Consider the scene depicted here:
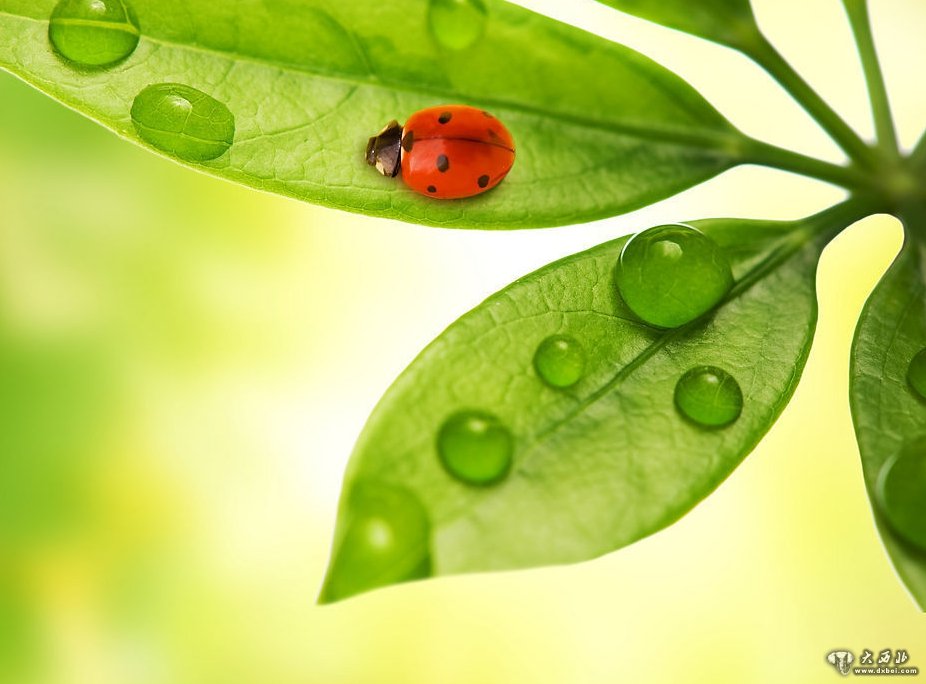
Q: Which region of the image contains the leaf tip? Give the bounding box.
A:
[318,480,433,604]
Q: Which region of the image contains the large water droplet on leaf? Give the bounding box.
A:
[616,224,734,329]
[48,0,140,68]
[877,436,926,550]
[319,482,431,603]
[674,366,743,428]
[131,83,235,162]
[428,0,488,50]
[438,410,512,486]
[534,335,586,389]
[907,348,926,401]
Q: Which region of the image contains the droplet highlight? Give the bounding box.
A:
[907,348,926,401]
[428,0,488,50]
[616,224,734,329]
[534,335,586,389]
[675,366,743,428]
[131,83,235,162]
[438,411,513,486]
[48,0,140,68]
[319,482,431,603]
[877,436,926,550]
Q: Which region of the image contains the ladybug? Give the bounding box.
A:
[365,105,515,199]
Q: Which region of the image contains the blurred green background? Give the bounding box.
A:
[1,0,924,682]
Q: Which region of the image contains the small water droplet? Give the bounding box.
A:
[616,224,734,329]
[907,348,926,401]
[319,482,431,603]
[534,335,586,389]
[877,436,926,550]
[428,0,488,50]
[131,83,235,162]
[48,0,140,67]
[675,366,743,428]
[438,410,512,485]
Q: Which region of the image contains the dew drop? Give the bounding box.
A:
[48,0,140,68]
[616,224,734,329]
[674,366,743,428]
[877,436,926,550]
[319,482,431,603]
[534,335,586,389]
[907,348,926,401]
[437,410,513,486]
[130,83,235,162]
[428,0,488,50]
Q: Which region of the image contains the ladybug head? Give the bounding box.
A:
[366,120,403,177]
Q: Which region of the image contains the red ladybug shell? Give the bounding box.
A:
[400,105,515,199]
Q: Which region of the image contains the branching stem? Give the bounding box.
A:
[744,32,878,169]
[743,138,868,190]
[843,0,899,157]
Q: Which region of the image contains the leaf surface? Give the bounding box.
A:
[0,0,745,228]
[322,202,869,602]
[592,0,759,48]
[850,217,926,610]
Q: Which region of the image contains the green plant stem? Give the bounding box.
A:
[743,139,868,190]
[744,33,878,169]
[910,131,926,168]
[899,199,926,243]
[843,0,899,157]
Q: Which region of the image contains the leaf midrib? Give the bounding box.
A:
[426,237,804,530]
[526,206,869,450]
[1,10,743,156]
[430,201,869,530]
[48,16,140,36]
[531,232,810,445]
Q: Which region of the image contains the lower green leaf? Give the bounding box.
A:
[321,201,869,602]
[850,215,926,610]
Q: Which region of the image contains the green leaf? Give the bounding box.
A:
[592,0,759,49]
[850,218,926,610]
[321,202,870,602]
[0,0,747,229]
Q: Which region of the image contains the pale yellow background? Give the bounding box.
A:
[1,0,924,682]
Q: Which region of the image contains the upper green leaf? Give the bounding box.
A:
[321,202,869,602]
[0,0,746,229]
[850,217,926,610]
[592,0,759,49]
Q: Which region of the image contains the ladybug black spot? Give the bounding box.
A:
[436,155,450,172]
[438,112,452,124]
[482,111,493,118]
[487,129,501,140]
[427,185,437,193]
[477,175,490,188]
[402,131,415,152]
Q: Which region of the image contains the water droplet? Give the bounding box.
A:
[319,482,431,603]
[534,335,586,389]
[130,83,235,162]
[48,0,140,68]
[438,410,512,485]
[428,0,488,50]
[907,348,926,401]
[877,436,926,550]
[675,366,743,428]
[616,224,734,329]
